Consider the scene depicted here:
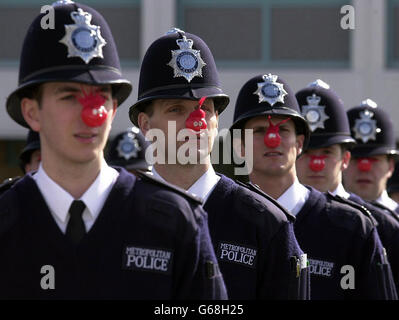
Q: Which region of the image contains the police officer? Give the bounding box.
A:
[344,100,399,216]
[295,80,355,193]
[387,161,399,203]
[106,126,151,174]
[295,80,399,295]
[232,73,394,299]
[0,2,226,299]
[0,129,41,195]
[129,29,309,299]
[20,129,41,174]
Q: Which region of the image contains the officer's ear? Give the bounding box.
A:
[387,156,395,178]
[295,134,305,155]
[138,112,151,136]
[232,136,244,159]
[341,150,351,171]
[21,97,41,132]
[110,100,117,120]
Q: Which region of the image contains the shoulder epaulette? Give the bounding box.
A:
[0,176,21,195]
[327,192,377,226]
[135,170,203,205]
[370,201,399,223]
[234,179,296,222]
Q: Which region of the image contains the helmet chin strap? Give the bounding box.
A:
[78,85,108,127]
[185,96,208,132]
[264,115,290,148]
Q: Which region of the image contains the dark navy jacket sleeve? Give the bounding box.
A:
[349,193,399,294]
[172,204,227,300]
[350,226,395,299]
[261,219,309,299]
[204,175,309,299]
[294,187,396,300]
[327,195,395,299]
[129,173,228,300]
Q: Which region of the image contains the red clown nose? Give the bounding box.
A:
[309,155,327,172]
[357,158,377,172]
[185,96,208,132]
[264,115,291,148]
[78,87,108,127]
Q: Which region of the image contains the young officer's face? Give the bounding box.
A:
[243,115,304,177]
[296,144,350,192]
[138,98,218,164]
[343,154,394,201]
[22,82,117,166]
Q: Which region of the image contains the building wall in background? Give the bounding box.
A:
[0,0,397,180]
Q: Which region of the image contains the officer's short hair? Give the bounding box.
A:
[140,100,155,117]
[19,84,44,105]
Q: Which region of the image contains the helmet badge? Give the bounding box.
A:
[253,74,287,106]
[59,8,107,64]
[167,34,207,83]
[116,131,141,160]
[301,94,329,132]
[353,108,380,143]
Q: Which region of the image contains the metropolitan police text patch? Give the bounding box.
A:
[122,245,173,275]
[217,242,257,268]
[309,258,335,277]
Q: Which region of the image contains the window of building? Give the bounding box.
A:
[177,0,351,68]
[387,0,399,68]
[0,0,141,67]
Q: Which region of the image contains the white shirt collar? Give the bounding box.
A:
[376,190,399,211]
[331,183,350,199]
[151,167,166,182]
[277,178,310,215]
[187,166,220,203]
[152,166,220,202]
[33,160,119,232]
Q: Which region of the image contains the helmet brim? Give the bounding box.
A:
[307,134,356,150]
[7,66,132,128]
[229,106,311,153]
[129,85,229,127]
[350,145,399,158]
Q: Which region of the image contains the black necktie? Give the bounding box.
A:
[66,200,86,245]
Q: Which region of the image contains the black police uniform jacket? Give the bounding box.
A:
[371,200,399,221]
[295,186,393,300]
[347,193,399,294]
[0,168,227,299]
[203,174,307,300]
[0,176,21,196]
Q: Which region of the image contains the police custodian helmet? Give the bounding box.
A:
[106,126,151,172]
[387,161,399,195]
[347,99,399,158]
[19,129,40,172]
[296,79,355,149]
[231,73,310,149]
[6,0,132,128]
[129,28,229,126]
